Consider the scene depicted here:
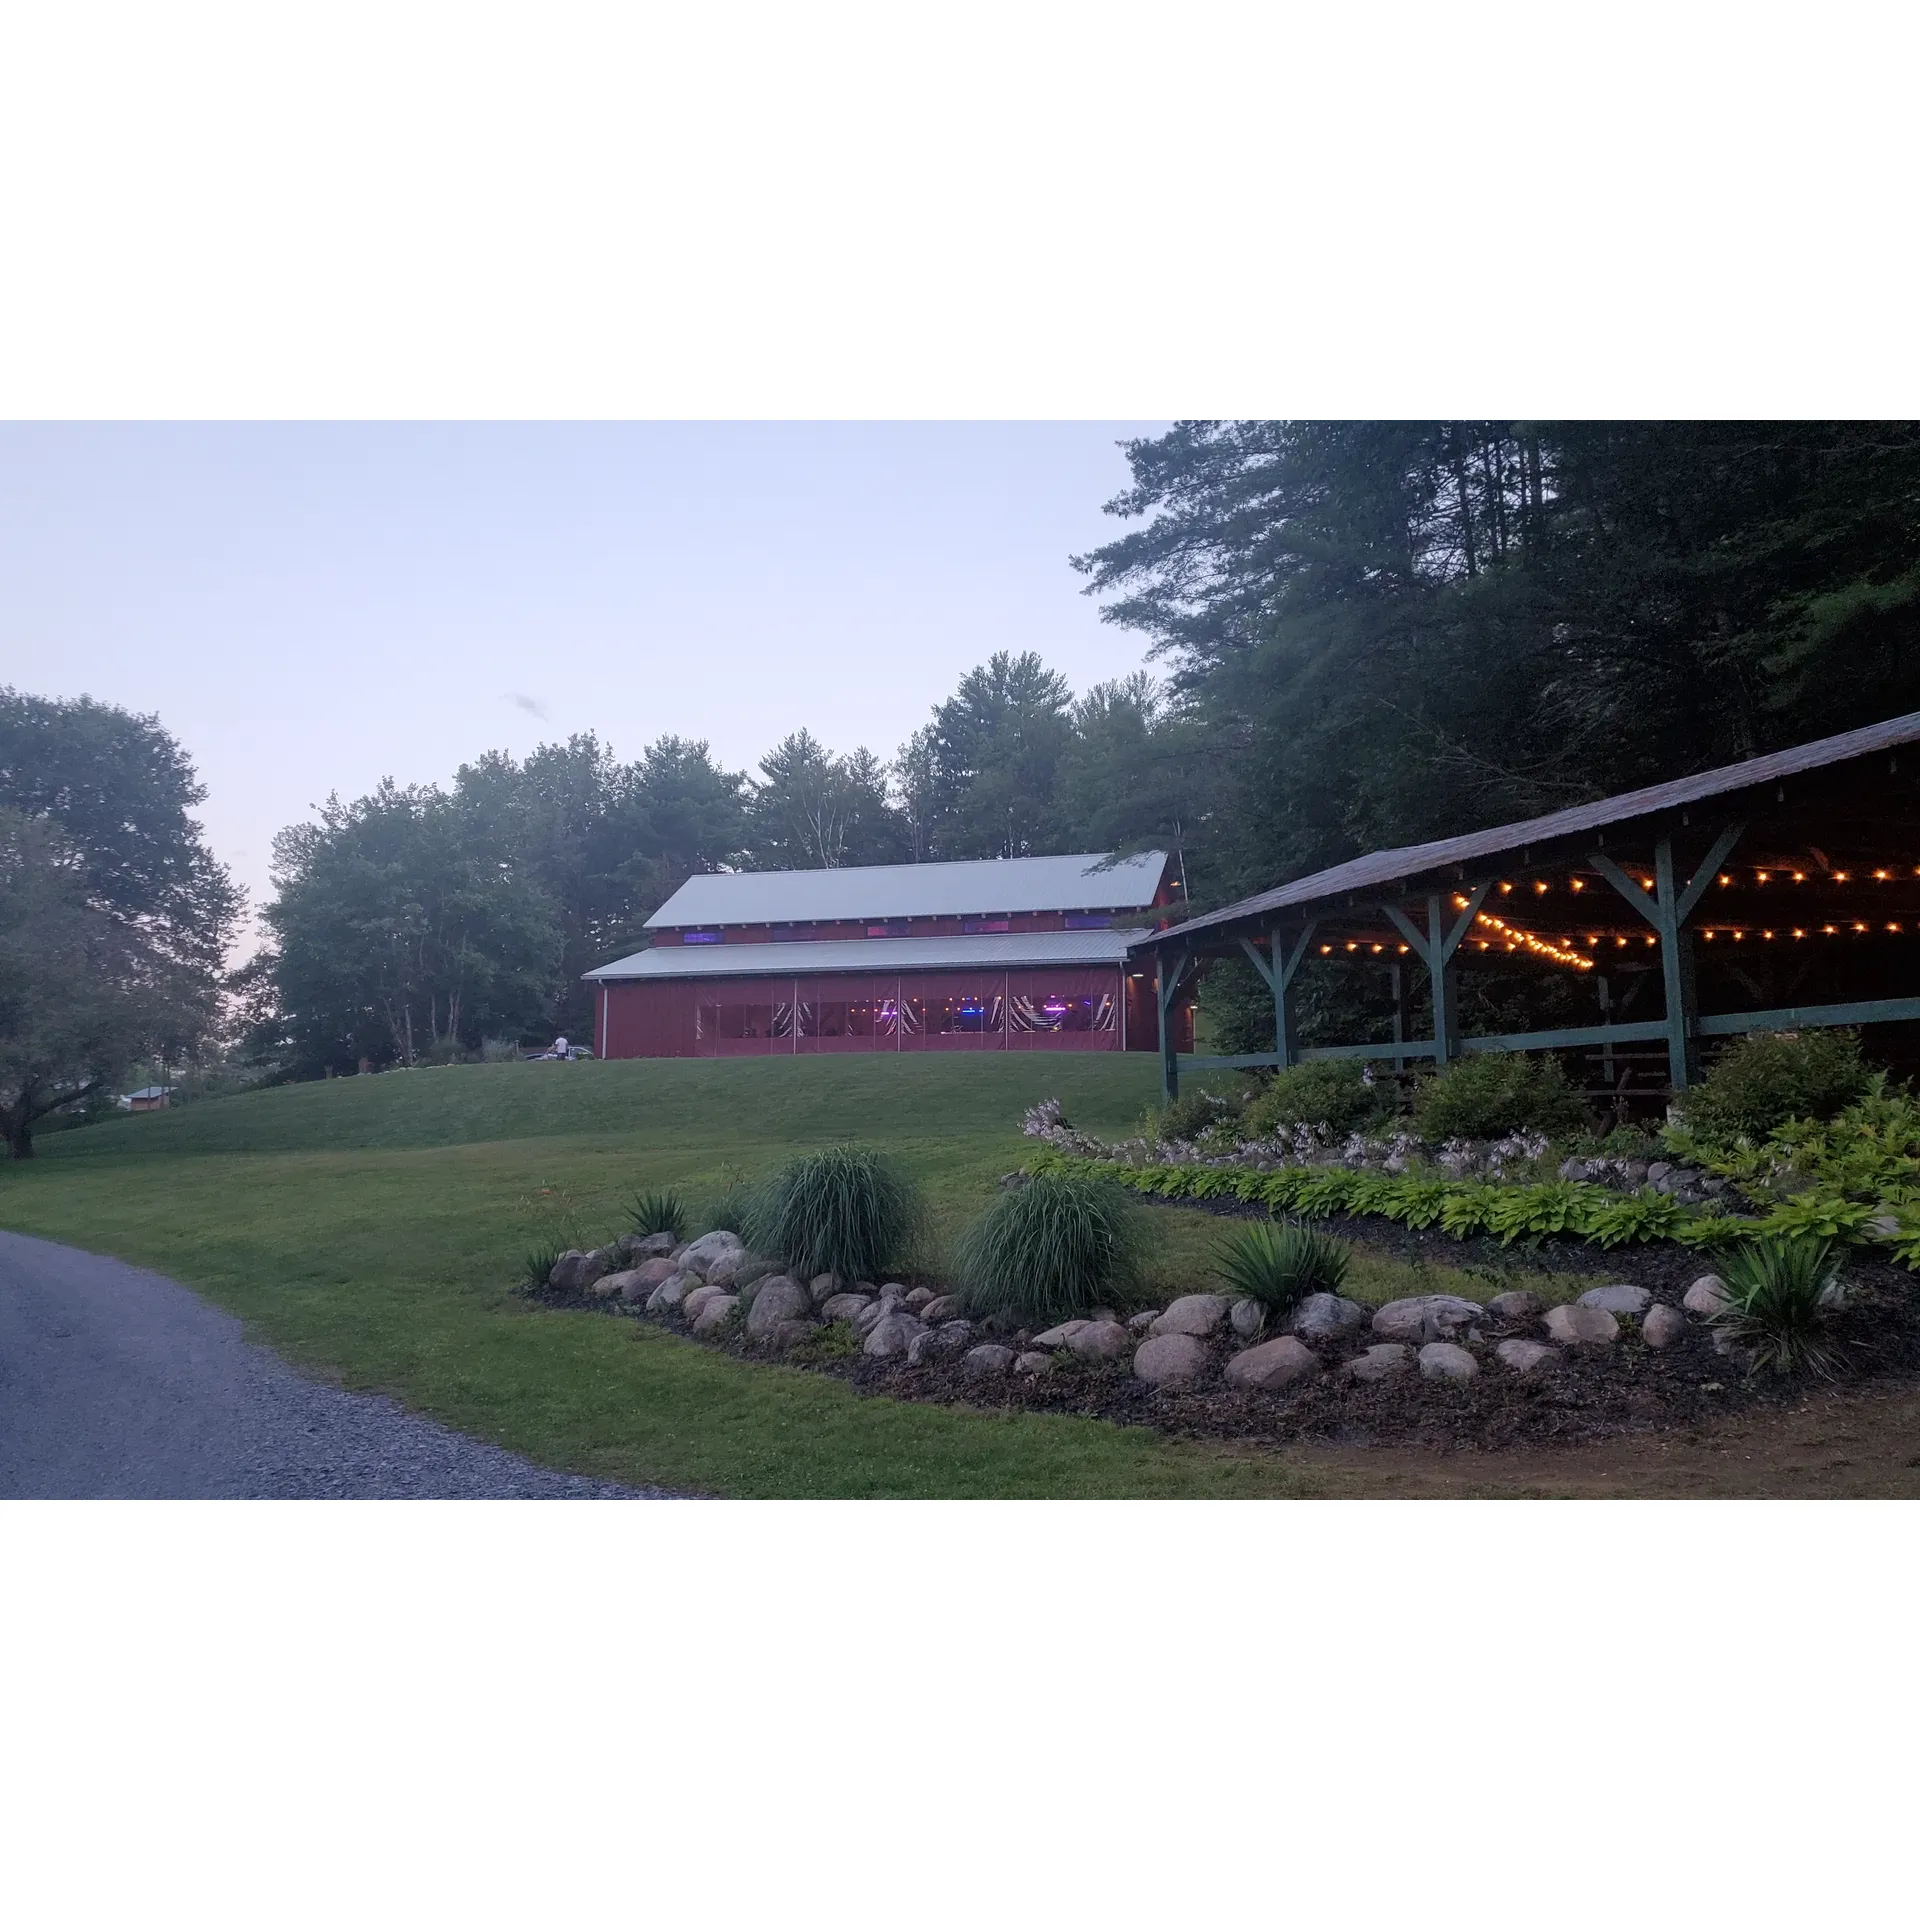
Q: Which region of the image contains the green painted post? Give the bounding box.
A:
[1157,949,1182,1103]
[1271,931,1294,1070]
[1425,894,1455,1066]
[1653,837,1698,1091]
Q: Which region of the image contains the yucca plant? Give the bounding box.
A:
[952,1172,1153,1325]
[744,1146,922,1284]
[624,1188,687,1241]
[1213,1220,1350,1310]
[1711,1237,1848,1378]
[521,1241,571,1288]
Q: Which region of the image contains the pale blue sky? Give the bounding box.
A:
[0,424,1166,921]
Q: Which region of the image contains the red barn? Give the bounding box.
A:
[586,851,1189,1060]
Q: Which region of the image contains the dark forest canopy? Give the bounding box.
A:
[1074,421,1920,902]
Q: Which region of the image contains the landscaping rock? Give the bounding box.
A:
[1641,1303,1688,1349]
[905,1286,936,1309]
[821,1293,868,1323]
[1711,1325,1748,1358]
[1683,1273,1731,1315]
[1153,1294,1229,1339]
[907,1322,971,1365]
[998,1170,1030,1191]
[920,1295,964,1325]
[612,1267,662,1303]
[631,1256,680,1293]
[1127,1310,1162,1333]
[1486,1290,1541,1321]
[770,1319,814,1352]
[879,1281,909,1305]
[646,1271,698,1312]
[681,1284,731,1321]
[581,1249,615,1284]
[855,1299,890,1335]
[631,1231,677,1260]
[546,1250,590,1292]
[964,1343,1016,1375]
[1228,1299,1267,1339]
[1346,1343,1412,1382]
[808,1271,842,1306]
[1066,1320,1133,1362]
[864,1310,921,1359]
[747,1274,812,1342]
[589,1271,628,1298]
[706,1247,750,1287]
[679,1231,745,1276]
[1224,1335,1320,1393]
[1372,1295,1484,1342]
[1578,1283,1652,1316]
[1289,1292,1366,1339]
[1493,1337,1559,1373]
[1419,1342,1480,1383]
[1033,1319,1091,1350]
[692,1295,738,1335]
[1133,1332,1210,1388]
[1544,1303,1620,1346]
[1013,1351,1053,1376]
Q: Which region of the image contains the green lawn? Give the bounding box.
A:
[0,1054,1557,1497]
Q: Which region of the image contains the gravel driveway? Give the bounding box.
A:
[0,1230,668,1498]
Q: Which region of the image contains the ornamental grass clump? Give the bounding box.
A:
[1711,1236,1848,1378]
[743,1146,921,1284]
[1213,1221,1350,1310]
[952,1172,1153,1325]
[624,1188,687,1241]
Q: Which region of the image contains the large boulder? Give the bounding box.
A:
[704,1247,750,1287]
[1152,1294,1229,1339]
[1224,1335,1320,1393]
[629,1255,680,1293]
[546,1249,591,1292]
[1578,1283,1652,1317]
[964,1343,1016,1375]
[678,1230,745,1277]
[905,1286,936,1309]
[863,1309,921,1359]
[1641,1303,1688,1349]
[1290,1292,1367,1339]
[1066,1320,1133,1362]
[630,1231,678,1260]
[1133,1332,1210,1388]
[907,1322,972,1365]
[1544,1303,1621,1346]
[920,1295,964,1325]
[1371,1295,1484,1343]
[646,1271,698,1312]
[692,1295,739,1336]
[808,1271,842,1306]
[1419,1342,1480,1383]
[820,1293,870,1323]
[747,1273,812,1342]
[855,1299,891,1336]
[1033,1319,1091,1350]
[681,1284,732,1321]
[1013,1352,1053,1376]
[1493,1337,1559,1372]
[1683,1273,1731,1315]
[1345,1342,1412,1382]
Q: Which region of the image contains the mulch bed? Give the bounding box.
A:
[532,1208,1920,1453]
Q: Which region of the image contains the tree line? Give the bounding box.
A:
[8,420,1920,1142]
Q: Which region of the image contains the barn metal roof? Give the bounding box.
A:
[643,851,1168,929]
[586,930,1136,981]
[1133,708,1920,948]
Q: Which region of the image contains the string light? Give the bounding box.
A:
[1474,911,1595,970]
[1876,870,1891,881]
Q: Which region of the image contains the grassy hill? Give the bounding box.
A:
[3,1053,1342,1498]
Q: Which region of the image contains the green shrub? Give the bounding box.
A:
[624,1188,687,1241]
[743,1146,921,1283]
[1152,1088,1237,1142]
[1411,1052,1588,1142]
[1712,1237,1847,1377]
[952,1172,1152,1325]
[1213,1221,1349,1308]
[1677,1029,1874,1148]
[1244,1059,1397,1137]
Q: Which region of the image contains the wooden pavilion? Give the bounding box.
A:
[1132,711,1920,1104]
